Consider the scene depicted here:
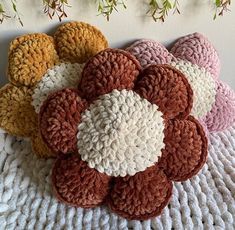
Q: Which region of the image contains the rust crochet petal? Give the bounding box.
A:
[158,116,208,181]
[39,88,87,154]
[135,64,193,120]
[8,34,58,87]
[107,165,172,220]
[31,131,56,158]
[54,21,108,63]
[80,49,141,101]
[52,154,111,208]
[0,84,37,137]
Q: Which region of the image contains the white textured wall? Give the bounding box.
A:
[0,0,235,89]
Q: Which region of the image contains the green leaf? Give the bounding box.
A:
[215,0,221,7]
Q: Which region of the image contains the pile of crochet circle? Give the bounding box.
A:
[126,33,235,132]
[39,48,208,220]
[0,21,108,157]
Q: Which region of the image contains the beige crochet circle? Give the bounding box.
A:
[0,84,37,137]
[77,89,165,177]
[54,21,108,63]
[32,62,84,113]
[8,34,58,87]
[171,60,216,119]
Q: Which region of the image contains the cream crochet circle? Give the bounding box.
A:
[77,89,165,177]
[32,63,84,113]
[171,60,216,119]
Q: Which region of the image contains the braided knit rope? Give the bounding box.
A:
[0,124,234,229]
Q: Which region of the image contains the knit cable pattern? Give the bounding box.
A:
[0,125,234,229]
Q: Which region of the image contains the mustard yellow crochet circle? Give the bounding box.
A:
[54,21,108,63]
[8,33,54,58]
[8,35,58,87]
[31,131,55,158]
[0,84,37,137]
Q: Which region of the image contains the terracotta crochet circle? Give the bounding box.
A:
[8,34,58,87]
[135,64,193,120]
[40,88,87,154]
[0,84,37,137]
[158,116,208,181]
[54,21,108,63]
[80,49,141,101]
[31,131,55,158]
[107,165,173,220]
[52,155,111,208]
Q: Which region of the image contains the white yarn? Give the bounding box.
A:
[32,63,84,113]
[171,60,216,119]
[0,124,235,229]
[77,89,165,177]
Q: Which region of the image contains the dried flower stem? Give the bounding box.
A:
[42,0,69,21]
[147,0,180,22]
[214,0,231,19]
[97,0,127,21]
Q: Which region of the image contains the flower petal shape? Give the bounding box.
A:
[107,165,172,220]
[54,21,108,63]
[8,34,58,87]
[158,116,208,181]
[0,84,37,137]
[171,60,216,119]
[80,49,141,101]
[52,155,111,208]
[135,64,193,120]
[32,63,84,113]
[170,33,220,79]
[204,81,235,132]
[126,39,175,68]
[31,130,55,158]
[40,88,87,154]
[79,49,141,100]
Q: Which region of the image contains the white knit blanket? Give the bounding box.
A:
[0,125,235,230]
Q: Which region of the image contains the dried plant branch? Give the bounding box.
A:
[42,0,69,21]
[11,0,23,26]
[147,0,180,22]
[0,3,11,24]
[214,0,231,19]
[97,0,127,21]
[0,0,233,25]
[0,1,22,26]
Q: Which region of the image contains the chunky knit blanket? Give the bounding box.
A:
[0,124,234,229]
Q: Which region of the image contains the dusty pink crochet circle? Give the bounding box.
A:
[204,80,235,132]
[171,33,221,79]
[126,39,175,68]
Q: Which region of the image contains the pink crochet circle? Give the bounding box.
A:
[126,39,175,69]
[204,81,235,132]
[170,33,221,79]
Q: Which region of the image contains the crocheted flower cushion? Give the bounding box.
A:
[0,21,108,157]
[38,48,208,220]
[126,33,235,132]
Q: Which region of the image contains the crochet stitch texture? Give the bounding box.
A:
[0,21,108,157]
[39,48,208,220]
[0,21,235,222]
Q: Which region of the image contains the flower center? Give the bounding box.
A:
[77,89,165,177]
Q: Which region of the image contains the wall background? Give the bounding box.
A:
[0,0,234,89]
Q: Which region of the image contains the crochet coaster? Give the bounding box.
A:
[0,21,234,221]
